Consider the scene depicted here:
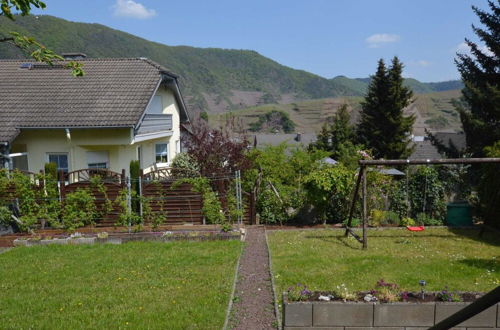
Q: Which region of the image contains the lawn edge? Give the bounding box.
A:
[265,229,281,330]
[223,240,244,330]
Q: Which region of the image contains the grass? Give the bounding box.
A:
[0,240,241,329]
[267,228,499,298]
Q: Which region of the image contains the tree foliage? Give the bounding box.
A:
[182,120,250,176]
[455,0,500,157]
[357,57,415,159]
[0,0,83,76]
[248,110,296,133]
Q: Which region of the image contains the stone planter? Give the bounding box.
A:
[68,237,96,245]
[282,293,500,329]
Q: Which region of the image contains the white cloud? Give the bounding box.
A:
[365,33,400,48]
[112,0,156,19]
[415,60,431,67]
[456,41,494,57]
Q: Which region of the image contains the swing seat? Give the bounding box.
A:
[406,226,425,231]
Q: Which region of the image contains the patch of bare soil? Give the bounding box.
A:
[229,227,276,329]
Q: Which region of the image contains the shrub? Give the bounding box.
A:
[370,209,386,226]
[384,211,400,226]
[408,166,446,220]
[62,189,97,231]
[44,162,58,179]
[171,152,200,174]
[342,217,361,227]
[0,206,12,226]
[401,217,416,226]
[305,164,355,223]
[416,212,443,226]
[389,180,409,218]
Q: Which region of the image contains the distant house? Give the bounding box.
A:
[252,133,317,148]
[0,57,190,174]
[410,132,466,160]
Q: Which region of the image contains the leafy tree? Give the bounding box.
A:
[454,0,500,157]
[357,57,415,159]
[0,0,83,76]
[182,119,250,176]
[248,110,295,133]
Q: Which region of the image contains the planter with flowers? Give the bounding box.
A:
[282,280,499,329]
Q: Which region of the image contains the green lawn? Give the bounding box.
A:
[268,228,499,297]
[0,240,241,329]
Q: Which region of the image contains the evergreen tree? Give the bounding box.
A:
[357,57,415,159]
[455,0,500,157]
[310,104,355,159]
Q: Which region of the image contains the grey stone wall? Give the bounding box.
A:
[283,299,500,330]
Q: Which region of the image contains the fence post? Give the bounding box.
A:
[126,176,132,233]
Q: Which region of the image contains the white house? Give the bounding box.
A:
[0,56,191,175]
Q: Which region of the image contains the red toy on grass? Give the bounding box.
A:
[406,226,425,231]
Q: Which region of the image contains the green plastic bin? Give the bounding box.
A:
[446,202,473,226]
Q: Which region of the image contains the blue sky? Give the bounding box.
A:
[31,0,490,82]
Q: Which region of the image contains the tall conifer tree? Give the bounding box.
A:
[357,57,415,159]
[455,0,500,157]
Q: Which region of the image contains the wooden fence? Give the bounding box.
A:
[60,169,126,227]
[0,168,256,228]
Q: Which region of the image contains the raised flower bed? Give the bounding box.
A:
[13,229,243,247]
[282,282,500,329]
[283,293,500,329]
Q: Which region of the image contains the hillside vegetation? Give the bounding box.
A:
[0,15,462,116]
[211,90,463,134]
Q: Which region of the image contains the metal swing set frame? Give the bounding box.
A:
[343,157,500,250]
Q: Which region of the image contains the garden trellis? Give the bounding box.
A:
[344,157,500,249]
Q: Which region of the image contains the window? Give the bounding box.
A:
[155,143,168,164]
[48,153,69,173]
[86,151,109,169]
[147,95,163,114]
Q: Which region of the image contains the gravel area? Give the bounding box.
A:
[229,227,277,329]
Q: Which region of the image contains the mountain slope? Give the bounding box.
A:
[210,90,463,135]
[0,15,463,115]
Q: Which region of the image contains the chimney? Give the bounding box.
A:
[61,53,87,60]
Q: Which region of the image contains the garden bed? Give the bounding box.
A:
[12,229,243,247]
[282,292,500,328]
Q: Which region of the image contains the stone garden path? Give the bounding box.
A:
[229,226,277,329]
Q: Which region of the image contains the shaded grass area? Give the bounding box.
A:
[268,228,499,298]
[0,241,241,329]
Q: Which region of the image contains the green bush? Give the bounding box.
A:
[342,217,361,227]
[384,211,400,226]
[370,209,386,226]
[408,166,446,220]
[44,162,58,179]
[305,164,355,223]
[62,189,97,231]
[171,152,200,174]
[401,217,416,226]
[0,206,12,226]
[416,212,443,226]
